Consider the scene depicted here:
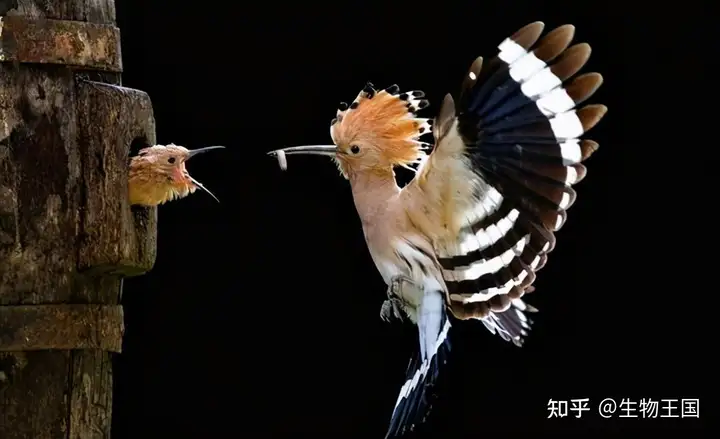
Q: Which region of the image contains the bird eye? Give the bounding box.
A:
[350,145,360,154]
[168,157,176,164]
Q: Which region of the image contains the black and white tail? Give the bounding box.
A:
[385,313,451,438]
[437,22,606,342]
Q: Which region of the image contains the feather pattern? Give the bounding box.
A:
[401,21,606,343]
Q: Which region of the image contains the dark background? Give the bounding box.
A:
[113,1,704,438]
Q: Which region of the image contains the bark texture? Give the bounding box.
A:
[0,1,156,437]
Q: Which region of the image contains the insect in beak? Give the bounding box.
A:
[268,145,337,171]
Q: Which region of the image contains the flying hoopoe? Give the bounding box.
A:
[270,22,606,437]
[128,143,225,206]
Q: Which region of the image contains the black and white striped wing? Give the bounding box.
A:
[415,22,606,345]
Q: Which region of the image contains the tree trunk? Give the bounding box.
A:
[0,1,157,437]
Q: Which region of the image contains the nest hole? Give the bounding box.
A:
[129,136,150,157]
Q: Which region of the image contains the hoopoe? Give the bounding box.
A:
[128,144,224,206]
[270,22,606,437]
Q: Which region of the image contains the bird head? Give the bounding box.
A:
[128,143,225,206]
[270,83,432,179]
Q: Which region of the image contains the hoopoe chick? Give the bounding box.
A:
[128,143,225,206]
[270,22,606,438]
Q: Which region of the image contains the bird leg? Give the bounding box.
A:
[380,299,405,322]
[380,275,424,322]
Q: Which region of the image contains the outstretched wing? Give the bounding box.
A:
[401,22,606,344]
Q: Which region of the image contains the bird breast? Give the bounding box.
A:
[365,229,445,310]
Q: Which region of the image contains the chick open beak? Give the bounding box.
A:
[267,145,337,171]
[184,146,225,202]
[189,175,220,203]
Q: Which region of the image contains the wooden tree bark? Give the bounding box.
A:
[0,1,157,437]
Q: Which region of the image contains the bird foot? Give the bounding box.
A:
[389,275,424,302]
[380,275,424,322]
[380,298,406,322]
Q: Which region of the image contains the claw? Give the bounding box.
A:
[380,300,393,322]
[380,275,424,323]
[380,298,407,322]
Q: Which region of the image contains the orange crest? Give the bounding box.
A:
[329,83,432,168]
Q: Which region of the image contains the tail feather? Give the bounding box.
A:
[385,317,451,438]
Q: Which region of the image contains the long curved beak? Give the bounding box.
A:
[268,145,337,157]
[186,145,225,160]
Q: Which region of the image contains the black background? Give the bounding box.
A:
[113,1,705,438]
